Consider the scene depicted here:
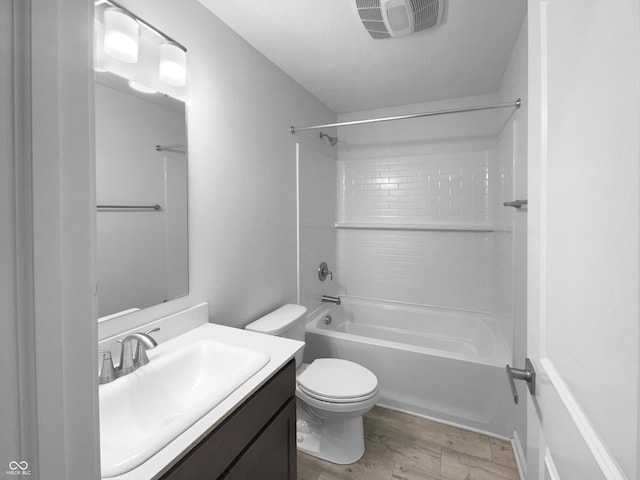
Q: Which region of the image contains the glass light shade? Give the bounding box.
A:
[128,80,156,94]
[159,42,186,87]
[103,8,139,63]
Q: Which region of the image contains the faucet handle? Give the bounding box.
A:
[134,328,160,367]
[98,350,116,385]
[117,338,136,375]
[318,262,333,281]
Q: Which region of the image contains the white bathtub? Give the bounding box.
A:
[303,297,514,438]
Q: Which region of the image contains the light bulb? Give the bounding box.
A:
[159,42,186,87]
[103,7,139,63]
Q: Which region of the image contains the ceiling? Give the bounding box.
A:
[198,0,526,114]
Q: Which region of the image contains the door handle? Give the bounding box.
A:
[503,199,528,209]
[506,358,536,404]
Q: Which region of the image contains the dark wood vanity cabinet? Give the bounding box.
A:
[160,360,297,480]
[222,399,296,480]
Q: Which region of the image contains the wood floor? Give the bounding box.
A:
[297,406,519,480]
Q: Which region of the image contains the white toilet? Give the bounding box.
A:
[245,304,379,465]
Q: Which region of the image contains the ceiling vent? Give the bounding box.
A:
[355,0,446,39]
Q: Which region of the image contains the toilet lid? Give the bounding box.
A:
[297,358,378,401]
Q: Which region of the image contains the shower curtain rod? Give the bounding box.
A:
[97,204,162,211]
[289,98,521,134]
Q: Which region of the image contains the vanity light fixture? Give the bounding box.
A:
[103,7,139,63]
[159,42,187,87]
[128,80,157,94]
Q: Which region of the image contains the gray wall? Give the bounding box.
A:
[297,144,338,314]
[3,1,337,478]
[98,0,336,338]
[1,0,29,470]
[496,15,528,462]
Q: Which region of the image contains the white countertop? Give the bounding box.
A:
[102,322,303,480]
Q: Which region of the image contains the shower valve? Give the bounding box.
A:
[318,262,333,281]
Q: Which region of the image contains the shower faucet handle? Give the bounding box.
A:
[318,262,333,281]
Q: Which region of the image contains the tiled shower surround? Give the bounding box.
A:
[337,229,493,311]
[336,148,512,315]
[338,151,490,224]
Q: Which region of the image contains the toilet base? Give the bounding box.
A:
[296,406,365,465]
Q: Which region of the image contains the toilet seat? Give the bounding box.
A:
[297,358,378,404]
[297,384,378,403]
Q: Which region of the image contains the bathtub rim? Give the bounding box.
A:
[306,297,511,368]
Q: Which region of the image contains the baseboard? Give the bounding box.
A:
[511,429,527,479]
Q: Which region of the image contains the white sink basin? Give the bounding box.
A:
[99,335,269,477]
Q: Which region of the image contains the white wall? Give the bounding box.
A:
[0,0,31,470]
[95,83,187,316]
[337,94,502,161]
[489,146,514,351]
[98,0,336,338]
[297,144,338,314]
[496,15,528,465]
[337,229,493,311]
[335,95,515,320]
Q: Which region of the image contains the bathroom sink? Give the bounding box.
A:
[99,335,270,477]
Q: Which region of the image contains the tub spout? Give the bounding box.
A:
[321,295,341,306]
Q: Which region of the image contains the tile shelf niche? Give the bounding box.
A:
[334,222,511,233]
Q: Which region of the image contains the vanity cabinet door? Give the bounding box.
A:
[222,398,296,480]
[160,361,295,480]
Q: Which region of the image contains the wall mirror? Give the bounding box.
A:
[94,2,189,319]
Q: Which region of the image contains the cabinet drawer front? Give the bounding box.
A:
[161,360,295,480]
[223,399,296,480]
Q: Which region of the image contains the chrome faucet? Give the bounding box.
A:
[119,329,159,375]
[321,295,341,306]
[99,328,159,384]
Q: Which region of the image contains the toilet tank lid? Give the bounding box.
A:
[245,304,307,335]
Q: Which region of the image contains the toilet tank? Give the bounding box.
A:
[245,304,307,365]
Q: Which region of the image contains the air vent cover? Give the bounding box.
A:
[355,0,446,39]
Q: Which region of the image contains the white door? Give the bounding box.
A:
[526,1,639,479]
